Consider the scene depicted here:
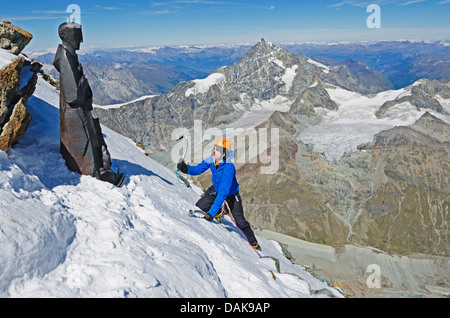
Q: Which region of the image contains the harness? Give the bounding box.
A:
[207,186,240,203]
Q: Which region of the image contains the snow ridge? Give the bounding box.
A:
[185,73,225,96]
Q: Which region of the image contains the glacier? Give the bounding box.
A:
[299,84,450,162]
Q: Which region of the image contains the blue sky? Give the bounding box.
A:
[1,0,449,50]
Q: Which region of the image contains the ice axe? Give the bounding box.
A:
[176,135,190,186]
[177,135,189,162]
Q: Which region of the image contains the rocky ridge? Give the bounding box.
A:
[0,22,41,152]
[320,58,394,94]
[376,78,450,117]
[31,40,449,106]
[354,112,449,255]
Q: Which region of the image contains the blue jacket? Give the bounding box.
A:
[188,151,239,217]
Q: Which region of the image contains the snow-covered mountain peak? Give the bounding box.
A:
[236,38,295,69]
[254,38,280,53]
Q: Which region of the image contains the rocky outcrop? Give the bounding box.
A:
[354,112,449,255]
[0,20,32,55]
[320,58,394,94]
[292,76,337,113]
[0,23,41,152]
[376,79,449,117]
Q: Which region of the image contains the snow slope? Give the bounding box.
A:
[0,49,16,68]
[185,73,226,96]
[0,58,342,298]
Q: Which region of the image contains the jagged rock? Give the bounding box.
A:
[40,72,60,89]
[0,20,33,55]
[408,111,450,142]
[0,98,32,150]
[0,53,42,151]
[376,79,448,118]
[0,57,23,125]
[294,78,337,112]
[374,112,449,147]
[319,58,394,94]
[0,21,39,152]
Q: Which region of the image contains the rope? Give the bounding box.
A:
[176,169,189,185]
[223,200,262,258]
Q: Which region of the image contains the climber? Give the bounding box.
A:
[177,138,260,251]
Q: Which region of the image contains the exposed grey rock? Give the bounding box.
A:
[320,58,394,94]
[376,78,449,117]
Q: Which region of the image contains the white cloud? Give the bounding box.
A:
[328,0,420,8]
[4,16,63,21]
[151,0,273,11]
[94,6,122,10]
[152,0,239,5]
[399,0,427,5]
[327,1,353,8]
[31,10,68,14]
[138,9,182,15]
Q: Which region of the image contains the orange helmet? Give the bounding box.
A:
[215,138,231,151]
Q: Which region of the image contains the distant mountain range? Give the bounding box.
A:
[31,40,449,105]
[92,39,401,154]
[34,51,208,105]
[282,40,450,89]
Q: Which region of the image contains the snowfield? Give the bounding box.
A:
[0,56,342,298]
[185,73,226,96]
[299,84,450,162]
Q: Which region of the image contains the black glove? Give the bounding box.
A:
[177,159,189,174]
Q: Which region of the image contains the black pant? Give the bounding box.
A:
[196,186,257,245]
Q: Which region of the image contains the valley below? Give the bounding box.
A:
[257,229,450,298]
